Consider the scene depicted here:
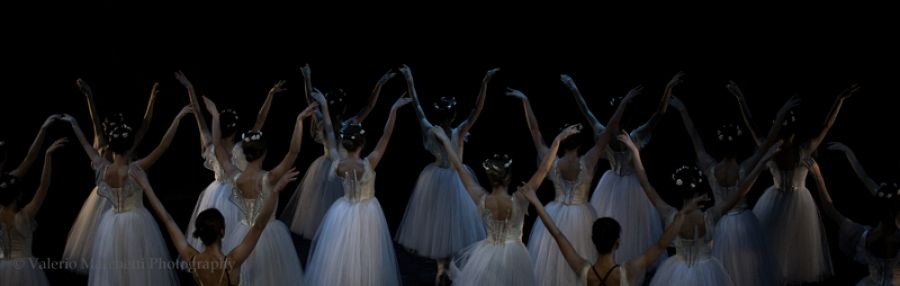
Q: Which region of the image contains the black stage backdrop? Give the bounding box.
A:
[2,13,899,285]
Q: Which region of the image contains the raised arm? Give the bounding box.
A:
[267,104,317,182]
[76,78,107,148]
[828,142,879,195]
[806,158,848,225]
[129,165,198,261]
[9,115,59,178]
[136,106,192,170]
[229,168,299,266]
[619,131,674,214]
[366,97,413,168]
[561,74,604,135]
[431,127,485,202]
[668,96,715,170]
[303,65,341,159]
[21,138,66,218]
[741,97,800,173]
[60,114,103,163]
[347,70,396,124]
[583,86,639,165]
[176,71,211,146]
[505,88,548,157]
[522,124,581,191]
[713,141,781,216]
[457,68,498,137]
[521,184,589,273]
[400,64,434,131]
[252,80,286,131]
[128,82,159,156]
[727,80,763,145]
[807,84,858,151]
[203,97,240,179]
[630,72,682,147]
[626,196,703,273]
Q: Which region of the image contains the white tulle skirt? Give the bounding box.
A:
[87,208,179,286]
[396,163,485,259]
[0,258,50,286]
[227,219,304,286]
[281,155,344,239]
[451,240,537,286]
[527,201,598,286]
[185,180,242,252]
[753,186,833,284]
[305,197,400,286]
[62,187,110,273]
[590,171,665,267]
[712,209,780,286]
[649,256,734,286]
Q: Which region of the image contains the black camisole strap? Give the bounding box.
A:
[598,264,620,286]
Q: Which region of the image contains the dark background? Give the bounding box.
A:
[2,6,899,285]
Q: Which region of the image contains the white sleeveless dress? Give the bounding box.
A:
[225,170,304,285]
[590,146,665,273]
[752,161,833,283]
[88,161,179,286]
[707,165,780,286]
[0,211,50,285]
[305,158,401,286]
[62,147,112,273]
[451,194,537,286]
[396,127,485,259]
[185,144,243,252]
[528,157,599,286]
[649,210,733,286]
[839,219,900,286]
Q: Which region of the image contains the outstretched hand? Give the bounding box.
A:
[269,80,287,95]
[777,96,801,118]
[839,84,861,100]
[826,142,850,152]
[617,130,638,151]
[667,72,685,90]
[518,183,539,204]
[202,96,218,115]
[668,95,686,111]
[150,82,160,100]
[624,85,643,103]
[274,167,300,193]
[175,71,192,88]
[558,124,582,139]
[300,64,311,79]
[505,87,527,100]
[726,80,744,99]
[300,102,320,119]
[60,113,78,125]
[680,193,708,213]
[560,74,577,91]
[483,68,500,82]
[42,114,62,129]
[129,164,151,188]
[76,78,93,97]
[177,105,194,118]
[399,64,413,80]
[46,138,68,154]
[393,96,413,109]
[310,88,327,105]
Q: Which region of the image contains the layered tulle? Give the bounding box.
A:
[281,155,344,239]
[712,210,780,286]
[227,219,304,286]
[395,163,485,259]
[649,256,734,286]
[0,258,50,286]
[87,208,179,286]
[62,187,110,273]
[184,180,242,252]
[305,197,401,286]
[527,201,598,286]
[590,171,665,267]
[451,240,537,286]
[753,186,833,284]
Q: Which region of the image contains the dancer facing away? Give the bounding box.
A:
[132,163,299,286]
[814,144,900,285]
[62,79,158,272]
[176,71,284,252]
[203,95,310,286]
[282,65,396,239]
[620,131,780,286]
[732,81,858,283]
[395,65,492,284]
[571,73,681,269]
[520,181,703,286]
[668,94,798,286]
[0,137,66,286]
[304,87,411,286]
[506,83,629,286]
[62,105,190,285]
[437,122,582,286]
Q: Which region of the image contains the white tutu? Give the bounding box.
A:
[305,197,401,286]
[590,171,665,267]
[88,208,179,286]
[649,256,734,286]
[62,187,110,273]
[452,240,537,286]
[228,219,304,286]
[185,180,242,252]
[712,210,780,286]
[0,258,49,286]
[753,185,833,283]
[396,163,485,259]
[281,154,344,239]
[527,201,598,286]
